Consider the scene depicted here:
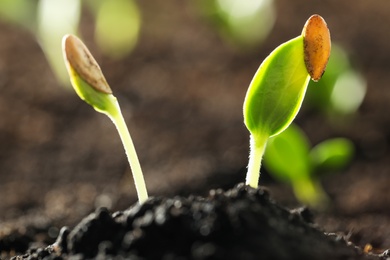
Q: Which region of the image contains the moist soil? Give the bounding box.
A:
[1,1,390,260]
[3,184,386,260]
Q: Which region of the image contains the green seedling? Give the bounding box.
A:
[243,14,331,188]
[264,124,354,207]
[62,34,148,204]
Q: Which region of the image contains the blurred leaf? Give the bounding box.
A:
[0,0,38,31]
[305,44,366,116]
[94,0,141,59]
[330,70,366,115]
[196,0,275,48]
[37,0,81,85]
[264,124,312,182]
[291,177,329,209]
[305,45,349,109]
[310,138,354,173]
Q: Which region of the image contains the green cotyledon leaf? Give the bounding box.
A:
[243,36,310,139]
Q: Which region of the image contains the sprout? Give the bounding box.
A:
[264,124,354,208]
[243,14,331,188]
[62,34,148,204]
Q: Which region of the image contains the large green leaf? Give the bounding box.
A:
[243,36,310,138]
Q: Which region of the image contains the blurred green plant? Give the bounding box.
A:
[0,0,141,86]
[196,0,275,48]
[0,0,37,31]
[305,44,366,118]
[85,0,141,59]
[264,124,354,208]
[37,0,81,84]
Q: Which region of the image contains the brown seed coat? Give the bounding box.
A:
[302,15,331,82]
[63,34,112,94]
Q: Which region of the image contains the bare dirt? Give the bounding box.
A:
[0,1,390,259]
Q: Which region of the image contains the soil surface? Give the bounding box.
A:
[4,185,386,259]
[1,1,390,259]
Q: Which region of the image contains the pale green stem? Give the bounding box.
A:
[292,178,329,209]
[107,103,148,204]
[246,134,268,188]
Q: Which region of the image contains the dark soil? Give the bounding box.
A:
[1,1,390,259]
[5,184,385,260]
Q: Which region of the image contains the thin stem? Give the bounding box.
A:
[246,134,268,188]
[108,103,148,204]
[292,178,329,209]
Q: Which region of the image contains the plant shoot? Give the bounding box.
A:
[264,124,354,208]
[243,15,331,188]
[62,34,148,204]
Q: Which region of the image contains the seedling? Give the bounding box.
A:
[62,34,148,204]
[264,124,354,207]
[243,14,331,188]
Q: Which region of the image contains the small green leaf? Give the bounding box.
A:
[310,138,354,172]
[68,68,118,115]
[243,36,310,139]
[264,124,311,182]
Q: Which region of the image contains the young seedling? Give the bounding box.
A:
[243,14,331,188]
[62,34,148,204]
[264,124,354,208]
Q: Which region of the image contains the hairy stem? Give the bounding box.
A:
[246,134,268,188]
